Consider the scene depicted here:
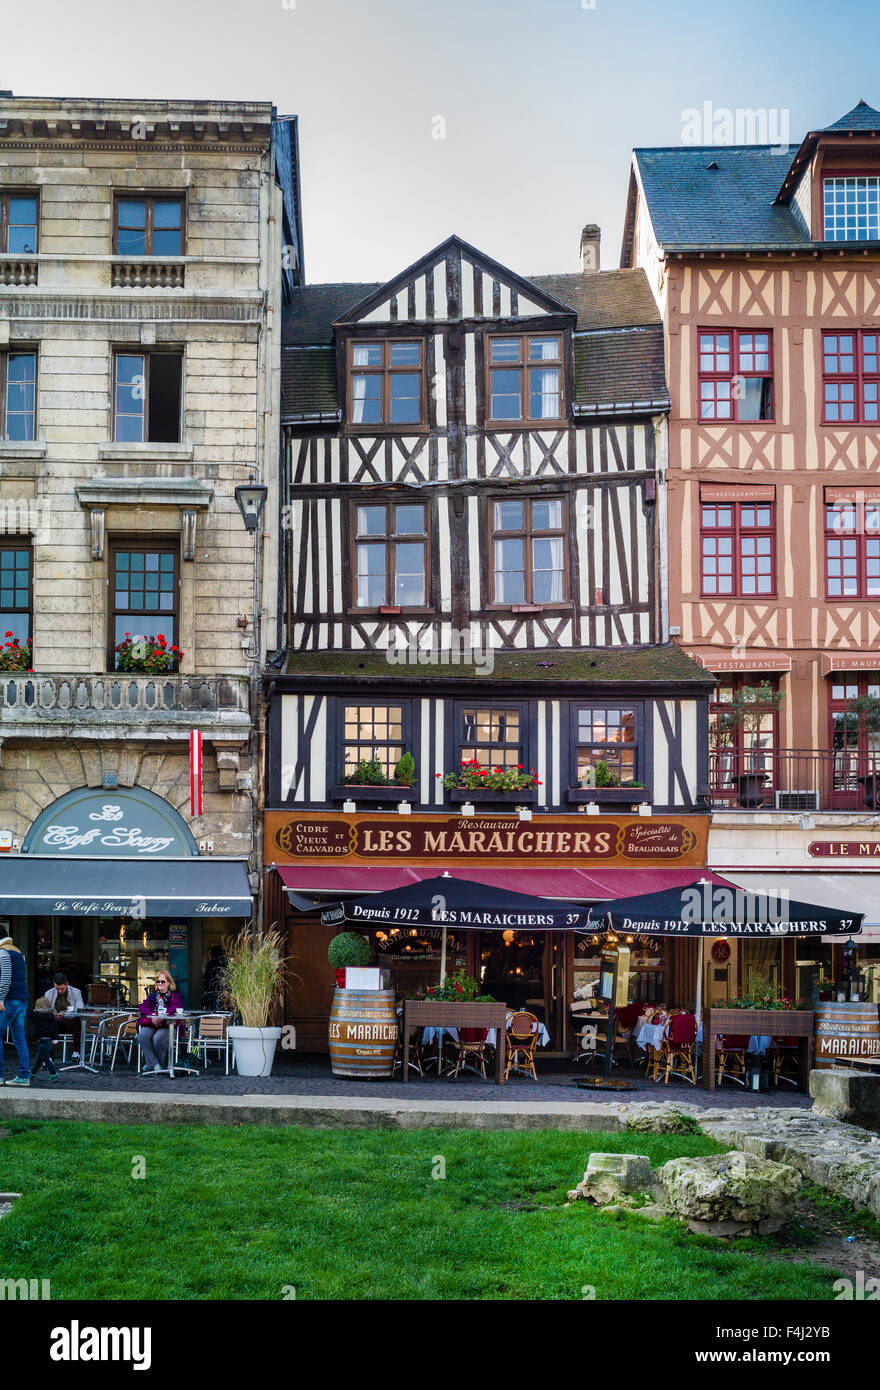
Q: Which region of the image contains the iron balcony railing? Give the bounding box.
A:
[709,747,880,811]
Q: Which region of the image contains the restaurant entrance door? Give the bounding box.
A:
[478,929,567,1049]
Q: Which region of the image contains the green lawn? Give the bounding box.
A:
[0,1120,844,1300]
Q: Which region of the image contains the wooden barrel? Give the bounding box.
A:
[814,1002,880,1070]
[329,987,398,1078]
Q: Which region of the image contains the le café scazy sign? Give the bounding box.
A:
[23,788,197,858]
[266,812,709,866]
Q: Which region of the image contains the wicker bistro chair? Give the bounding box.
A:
[505,1011,540,1081]
[191,1013,233,1074]
[659,1011,698,1085]
[393,1025,424,1078]
[771,1036,800,1087]
[716,1033,749,1088]
[451,1026,489,1080]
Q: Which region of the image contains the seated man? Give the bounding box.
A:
[45,973,85,1059]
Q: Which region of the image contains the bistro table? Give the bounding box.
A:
[58,1008,121,1074]
[142,1010,214,1079]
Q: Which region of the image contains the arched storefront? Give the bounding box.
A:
[0,786,252,1007]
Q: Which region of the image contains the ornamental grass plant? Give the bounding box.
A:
[221,926,287,1028]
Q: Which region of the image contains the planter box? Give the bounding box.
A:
[702,1007,813,1092]
[448,787,537,804]
[566,787,646,805]
[403,999,509,1084]
[330,784,414,803]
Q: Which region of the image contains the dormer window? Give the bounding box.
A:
[823,176,880,241]
[348,340,423,427]
[487,335,563,423]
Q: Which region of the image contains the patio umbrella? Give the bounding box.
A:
[587,878,864,937]
[320,872,595,983]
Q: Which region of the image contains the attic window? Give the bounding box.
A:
[823,176,880,241]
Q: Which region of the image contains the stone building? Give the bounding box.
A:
[0,92,302,1005]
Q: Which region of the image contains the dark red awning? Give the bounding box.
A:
[275,864,732,903]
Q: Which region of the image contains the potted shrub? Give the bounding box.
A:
[846,695,880,807]
[222,925,286,1077]
[115,633,183,674]
[331,756,414,803]
[0,634,32,673]
[394,752,415,788]
[723,684,783,808]
[568,760,645,804]
[328,931,371,989]
[441,759,540,803]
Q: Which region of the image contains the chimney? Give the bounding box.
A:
[579,224,601,273]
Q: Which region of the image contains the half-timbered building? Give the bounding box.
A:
[622,101,880,1003]
[265,231,715,1050]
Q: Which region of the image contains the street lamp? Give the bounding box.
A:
[234,477,268,533]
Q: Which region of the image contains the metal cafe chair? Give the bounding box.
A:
[392,1025,424,1078]
[88,1011,132,1069]
[716,1033,749,1087]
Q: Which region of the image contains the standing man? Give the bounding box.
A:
[0,935,30,1086]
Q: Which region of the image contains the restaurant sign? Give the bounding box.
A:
[265,812,709,866]
[808,841,880,858]
[22,787,198,857]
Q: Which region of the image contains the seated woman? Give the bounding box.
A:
[137,971,183,1074]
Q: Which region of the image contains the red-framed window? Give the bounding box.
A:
[700,499,775,596]
[698,329,773,422]
[828,673,880,807]
[822,331,880,424]
[824,495,880,598]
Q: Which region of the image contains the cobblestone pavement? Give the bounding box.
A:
[3,1054,812,1110]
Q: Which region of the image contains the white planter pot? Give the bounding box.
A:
[228,1025,282,1077]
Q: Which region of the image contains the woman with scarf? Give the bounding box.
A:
[137,970,184,1074]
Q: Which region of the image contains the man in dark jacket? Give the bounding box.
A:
[0,935,30,1085]
[28,997,60,1082]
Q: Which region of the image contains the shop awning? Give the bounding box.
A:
[0,856,253,917]
[319,874,595,931]
[589,879,864,937]
[722,872,880,943]
[276,865,733,910]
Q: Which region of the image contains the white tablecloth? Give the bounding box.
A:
[420,1017,550,1048]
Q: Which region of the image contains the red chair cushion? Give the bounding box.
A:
[460,1027,488,1043]
[670,1013,697,1046]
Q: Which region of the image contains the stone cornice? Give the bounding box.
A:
[1,295,262,322]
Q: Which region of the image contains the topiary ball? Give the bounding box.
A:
[327,932,371,969]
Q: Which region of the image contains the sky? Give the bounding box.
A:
[2,0,880,284]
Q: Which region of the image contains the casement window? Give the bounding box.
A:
[0,192,38,254]
[698,330,773,421]
[109,543,179,670]
[459,707,523,768]
[574,705,639,786]
[353,501,427,608]
[113,351,183,443]
[700,499,775,596]
[0,351,36,441]
[342,705,405,781]
[823,176,880,242]
[490,496,566,604]
[348,340,423,427]
[825,495,880,598]
[487,334,563,423]
[0,542,31,647]
[829,675,880,802]
[822,332,880,423]
[710,677,779,793]
[114,196,184,256]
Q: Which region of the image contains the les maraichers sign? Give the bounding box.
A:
[265,813,708,866]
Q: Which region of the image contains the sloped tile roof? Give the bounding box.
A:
[281,644,714,685]
[282,282,380,346]
[574,325,668,413]
[281,347,338,418]
[824,100,880,132]
[530,269,660,330]
[633,145,804,249]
